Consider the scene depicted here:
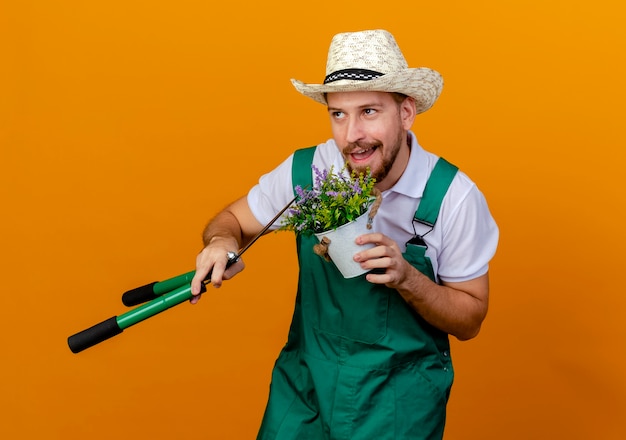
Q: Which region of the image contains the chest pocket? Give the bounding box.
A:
[296,236,391,345]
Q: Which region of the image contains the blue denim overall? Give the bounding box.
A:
[258,147,458,440]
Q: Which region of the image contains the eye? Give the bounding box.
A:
[331,111,345,119]
[364,108,377,116]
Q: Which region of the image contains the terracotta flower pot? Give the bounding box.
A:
[314,212,374,278]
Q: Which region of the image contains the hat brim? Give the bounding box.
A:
[291,68,443,114]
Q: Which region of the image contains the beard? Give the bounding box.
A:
[343,131,404,184]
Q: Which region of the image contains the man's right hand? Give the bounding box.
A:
[189,196,265,304]
[190,236,245,304]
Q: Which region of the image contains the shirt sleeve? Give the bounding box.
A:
[436,176,499,283]
[247,154,296,230]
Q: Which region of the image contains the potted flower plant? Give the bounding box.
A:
[279,164,382,277]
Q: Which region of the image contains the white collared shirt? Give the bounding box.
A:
[248,132,499,283]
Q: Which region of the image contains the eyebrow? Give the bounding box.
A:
[327,102,384,112]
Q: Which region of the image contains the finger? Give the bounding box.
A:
[366,271,393,284]
[355,232,386,246]
[210,251,238,287]
[210,261,226,288]
[354,244,389,263]
[191,252,212,295]
[358,255,392,271]
[222,259,245,280]
[191,247,217,295]
[191,270,208,296]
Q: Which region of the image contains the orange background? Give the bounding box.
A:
[2,1,625,439]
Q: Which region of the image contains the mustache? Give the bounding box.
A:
[342,140,382,155]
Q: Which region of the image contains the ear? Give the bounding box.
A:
[400,96,417,130]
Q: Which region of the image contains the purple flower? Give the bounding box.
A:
[278,164,376,235]
[295,185,306,198]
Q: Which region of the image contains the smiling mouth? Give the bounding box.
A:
[349,145,378,161]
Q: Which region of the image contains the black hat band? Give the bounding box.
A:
[323,69,384,84]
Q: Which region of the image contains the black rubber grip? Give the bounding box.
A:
[121,282,158,307]
[68,316,123,353]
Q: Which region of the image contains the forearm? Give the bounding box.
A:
[202,209,245,249]
[394,268,489,341]
[201,196,263,249]
[355,232,490,340]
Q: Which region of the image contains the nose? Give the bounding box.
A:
[345,116,365,144]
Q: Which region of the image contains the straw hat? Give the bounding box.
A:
[291,29,443,114]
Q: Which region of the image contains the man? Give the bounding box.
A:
[191,29,498,440]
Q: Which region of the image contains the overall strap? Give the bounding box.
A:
[414,157,459,227]
[291,146,317,193]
